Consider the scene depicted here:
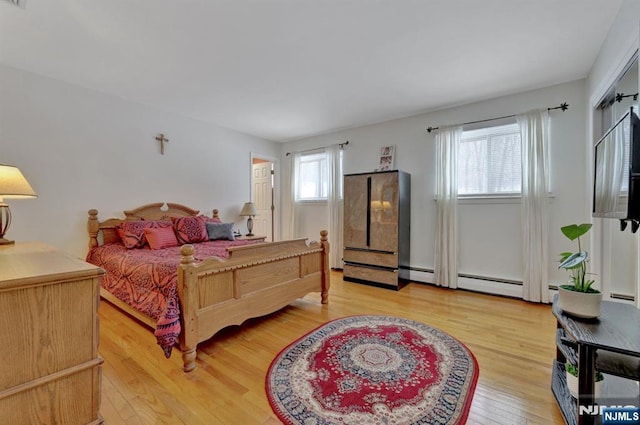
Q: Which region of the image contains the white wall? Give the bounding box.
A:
[0,65,279,258]
[586,0,640,305]
[282,0,640,302]
[281,79,588,296]
[587,0,640,106]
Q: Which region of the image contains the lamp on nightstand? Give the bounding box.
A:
[0,164,37,245]
[239,202,258,236]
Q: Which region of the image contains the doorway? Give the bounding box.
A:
[251,154,276,241]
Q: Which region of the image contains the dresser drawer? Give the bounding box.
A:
[343,249,398,268]
[343,264,398,287]
[0,361,102,425]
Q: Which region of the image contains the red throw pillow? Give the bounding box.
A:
[172,216,208,244]
[144,226,179,250]
[117,220,172,249]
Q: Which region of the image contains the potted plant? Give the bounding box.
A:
[557,223,602,318]
[565,363,604,399]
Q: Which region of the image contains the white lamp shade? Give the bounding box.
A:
[0,165,37,200]
[240,202,258,216]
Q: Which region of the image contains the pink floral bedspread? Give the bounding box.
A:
[86,240,261,358]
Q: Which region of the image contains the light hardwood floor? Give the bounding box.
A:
[99,270,564,424]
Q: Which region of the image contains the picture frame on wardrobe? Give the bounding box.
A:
[377,145,395,171]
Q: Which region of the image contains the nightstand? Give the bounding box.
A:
[235,235,267,242]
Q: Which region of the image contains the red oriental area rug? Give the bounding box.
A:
[265,315,478,425]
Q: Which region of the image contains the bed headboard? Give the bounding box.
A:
[88,202,219,248]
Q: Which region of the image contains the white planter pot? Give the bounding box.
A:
[566,370,603,399]
[557,286,602,319]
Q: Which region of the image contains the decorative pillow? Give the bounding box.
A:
[116,220,172,249]
[144,226,179,250]
[172,215,209,244]
[206,222,236,241]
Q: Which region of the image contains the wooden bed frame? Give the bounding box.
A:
[87,202,330,372]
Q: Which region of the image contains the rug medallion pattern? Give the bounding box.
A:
[266,315,478,424]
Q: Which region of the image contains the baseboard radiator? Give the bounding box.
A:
[337,265,636,303]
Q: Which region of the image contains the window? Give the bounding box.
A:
[295,149,343,201]
[458,122,521,197]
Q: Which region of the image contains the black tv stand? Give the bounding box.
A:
[551,295,640,425]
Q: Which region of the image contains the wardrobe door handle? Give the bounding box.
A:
[366,176,371,247]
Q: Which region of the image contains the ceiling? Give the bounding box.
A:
[0,0,624,142]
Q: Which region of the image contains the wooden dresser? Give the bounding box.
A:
[0,242,104,425]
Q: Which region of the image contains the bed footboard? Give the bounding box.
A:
[177,230,330,372]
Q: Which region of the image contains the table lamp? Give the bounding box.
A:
[0,164,37,245]
[239,202,258,236]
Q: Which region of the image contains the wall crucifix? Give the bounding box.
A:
[155,133,169,154]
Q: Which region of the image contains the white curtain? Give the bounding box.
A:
[517,110,550,303]
[327,145,343,269]
[285,152,300,240]
[434,126,462,288]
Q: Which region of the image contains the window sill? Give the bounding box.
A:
[458,193,555,205]
[295,199,328,205]
[458,195,521,204]
[431,193,555,205]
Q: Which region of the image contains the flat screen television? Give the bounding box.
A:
[593,107,640,231]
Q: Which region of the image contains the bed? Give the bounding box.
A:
[86,202,330,372]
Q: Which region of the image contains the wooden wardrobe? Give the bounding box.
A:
[343,170,411,289]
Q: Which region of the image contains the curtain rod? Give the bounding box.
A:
[426,102,569,133]
[285,140,349,156]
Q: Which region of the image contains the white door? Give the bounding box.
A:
[252,160,274,241]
